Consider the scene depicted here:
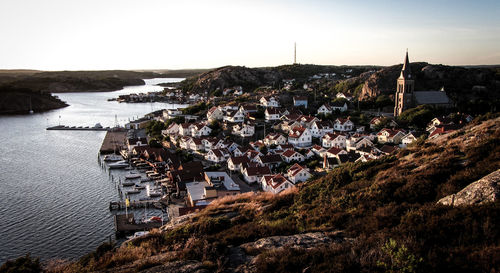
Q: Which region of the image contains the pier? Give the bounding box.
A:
[109,199,163,211]
[46,125,110,131]
[100,130,127,154]
[114,213,163,237]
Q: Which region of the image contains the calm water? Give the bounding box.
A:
[0,78,184,264]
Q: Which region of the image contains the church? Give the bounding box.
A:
[393,51,452,117]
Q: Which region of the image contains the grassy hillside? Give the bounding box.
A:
[36,115,500,273]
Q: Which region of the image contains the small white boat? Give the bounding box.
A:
[103,154,123,162]
[146,185,162,197]
[124,166,134,170]
[125,172,141,179]
[127,231,149,239]
[108,160,129,169]
[140,177,151,182]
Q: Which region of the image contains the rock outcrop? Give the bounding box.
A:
[438,169,500,206]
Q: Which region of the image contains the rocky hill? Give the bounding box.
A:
[0,86,68,114]
[37,115,500,273]
[357,63,499,111]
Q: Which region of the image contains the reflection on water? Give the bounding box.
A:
[0,78,183,264]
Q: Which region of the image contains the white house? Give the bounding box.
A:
[239,105,258,114]
[377,128,406,144]
[293,96,308,108]
[322,133,346,149]
[205,148,231,163]
[288,127,312,147]
[264,133,287,146]
[256,154,283,169]
[310,120,334,138]
[334,118,354,132]
[265,108,281,122]
[261,174,294,194]
[281,150,305,163]
[400,131,426,148]
[227,156,251,172]
[207,106,223,121]
[224,109,245,123]
[260,97,279,107]
[179,123,195,136]
[325,147,348,158]
[317,104,333,116]
[317,103,347,116]
[286,163,311,184]
[346,137,374,152]
[162,122,179,136]
[242,166,272,184]
[187,138,204,151]
[192,123,212,137]
[232,122,255,137]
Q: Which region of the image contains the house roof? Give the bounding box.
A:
[327,147,344,155]
[335,118,351,125]
[263,174,290,189]
[265,132,284,141]
[288,163,308,177]
[266,108,280,115]
[429,125,458,138]
[229,156,251,165]
[380,145,399,154]
[259,154,283,164]
[414,91,451,105]
[245,166,272,176]
[377,128,404,137]
[282,149,299,158]
[289,127,307,138]
[323,133,344,140]
[278,144,294,150]
[338,153,361,163]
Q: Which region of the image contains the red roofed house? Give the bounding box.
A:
[242,165,272,184]
[334,118,354,132]
[377,128,406,144]
[260,174,294,194]
[281,149,305,163]
[286,163,311,184]
[322,133,346,149]
[288,127,312,147]
[227,156,251,172]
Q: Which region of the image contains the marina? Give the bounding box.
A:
[114,213,163,237]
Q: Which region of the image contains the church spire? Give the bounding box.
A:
[400,49,411,79]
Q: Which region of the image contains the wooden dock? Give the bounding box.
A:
[109,200,163,211]
[100,130,127,154]
[114,213,163,237]
[47,125,110,131]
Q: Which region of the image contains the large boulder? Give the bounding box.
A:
[438,169,500,206]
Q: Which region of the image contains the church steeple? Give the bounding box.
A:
[400,49,412,80]
[394,50,415,117]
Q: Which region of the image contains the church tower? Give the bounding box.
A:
[394,50,414,117]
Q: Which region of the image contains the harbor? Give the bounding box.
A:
[114,213,163,237]
[46,124,110,131]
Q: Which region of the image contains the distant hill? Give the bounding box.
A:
[0,86,68,114]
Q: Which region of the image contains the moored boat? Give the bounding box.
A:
[108,160,129,169]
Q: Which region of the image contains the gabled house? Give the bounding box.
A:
[400,131,426,148]
[277,144,294,152]
[336,92,352,101]
[224,109,245,123]
[188,137,205,151]
[317,104,333,116]
[239,105,258,114]
[207,106,223,121]
[233,145,255,157]
[428,124,459,139]
[281,149,305,163]
[179,123,195,136]
[322,133,346,149]
[377,128,406,144]
[227,156,251,172]
[162,122,179,136]
[346,136,374,152]
[192,123,212,137]
[334,118,354,132]
[293,96,308,108]
[310,120,334,138]
[256,154,283,169]
[260,97,279,107]
[317,102,347,115]
[232,122,255,137]
[286,163,311,184]
[338,152,361,164]
[242,165,272,184]
[205,148,231,163]
[261,174,294,194]
[265,108,281,122]
[311,145,327,157]
[288,127,312,147]
[264,133,287,146]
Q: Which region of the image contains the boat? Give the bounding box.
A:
[134,184,145,189]
[124,166,134,170]
[127,231,149,239]
[146,185,162,197]
[149,216,162,223]
[122,181,135,187]
[126,189,141,195]
[125,172,141,179]
[140,177,151,182]
[104,154,123,162]
[107,160,129,169]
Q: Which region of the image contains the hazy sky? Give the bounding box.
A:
[1,0,499,70]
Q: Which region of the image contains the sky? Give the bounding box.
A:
[0,0,499,70]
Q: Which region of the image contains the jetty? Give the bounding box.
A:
[114,213,163,237]
[109,199,163,211]
[100,130,127,154]
[47,125,110,131]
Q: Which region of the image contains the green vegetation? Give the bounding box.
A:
[397,105,435,128]
[182,102,210,115]
[145,120,166,140]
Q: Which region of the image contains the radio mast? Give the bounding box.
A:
[294,42,297,64]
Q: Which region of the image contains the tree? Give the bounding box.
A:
[377,238,423,273]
